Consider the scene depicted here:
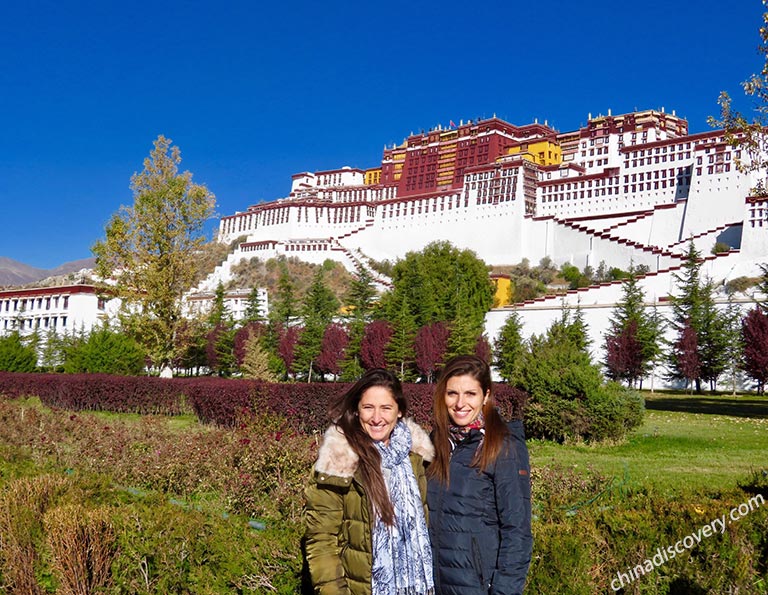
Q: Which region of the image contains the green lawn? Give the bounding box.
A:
[529,392,768,494]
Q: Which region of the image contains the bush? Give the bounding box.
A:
[0,474,70,595]
[0,332,37,373]
[519,321,644,442]
[0,372,189,416]
[48,374,189,415]
[225,414,318,520]
[0,470,305,595]
[184,377,260,426]
[44,504,115,595]
[524,382,644,443]
[528,486,768,593]
[109,500,289,594]
[62,327,146,375]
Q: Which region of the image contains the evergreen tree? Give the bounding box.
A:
[666,241,727,392]
[549,304,590,355]
[603,267,663,387]
[446,313,479,359]
[243,286,265,323]
[386,294,418,381]
[698,278,731,390]
[206,323,236,376]
[270,261,297,327]
[493,312,525,383]
[346,267,378,317]
[208,282,229,327]
[39,328,65,372]
[380,240,493,335]
[341,268,378,380]
[63,325,146,375]
[294,269,339,381]
[203,282,236,376]
[266,262,299,379]
[0,332,37,372]
[518,327,600,401]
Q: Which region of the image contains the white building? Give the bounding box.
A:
[0,285,120,338]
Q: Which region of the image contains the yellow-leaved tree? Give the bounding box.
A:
[92,135,216,374]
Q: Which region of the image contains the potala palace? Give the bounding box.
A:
[193,107,767,389]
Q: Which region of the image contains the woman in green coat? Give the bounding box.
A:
[304,368,435,595]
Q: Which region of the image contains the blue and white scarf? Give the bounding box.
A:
[371,421,434,595]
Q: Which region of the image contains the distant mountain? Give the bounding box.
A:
[0,257,96,287]
[46,258,97,279]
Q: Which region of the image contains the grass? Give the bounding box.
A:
[11,395,201,430]
[529,391,768,494]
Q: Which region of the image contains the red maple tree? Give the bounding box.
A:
[674,321,700,393]
[278,325,300,378]
[604,319,645,386]
[315,323,350,378]
[742,306,768,395]
[414,321,450,382]
[360,320,393,370]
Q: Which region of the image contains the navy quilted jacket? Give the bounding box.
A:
[427,420,532,595]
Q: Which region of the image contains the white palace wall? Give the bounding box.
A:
[485,249,764,390]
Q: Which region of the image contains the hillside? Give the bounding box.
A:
[229,255,356,305]
[0,257,96,288]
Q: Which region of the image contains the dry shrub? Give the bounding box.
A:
[225,414,318,520]
[44,504,116,595]
[0,474,70,595]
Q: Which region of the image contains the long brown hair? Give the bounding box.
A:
[428,355,509,484]
[328,368,408,526]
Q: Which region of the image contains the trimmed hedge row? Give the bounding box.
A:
[0,372,188,416]
[0,372,528,431]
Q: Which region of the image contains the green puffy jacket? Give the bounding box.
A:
[304,418,434,595]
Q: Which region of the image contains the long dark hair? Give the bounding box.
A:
[427,355,509,484]
[328,368,408,525]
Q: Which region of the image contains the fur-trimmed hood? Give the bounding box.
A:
[314,418,434,479]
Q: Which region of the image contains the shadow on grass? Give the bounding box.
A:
[645,395,768,418]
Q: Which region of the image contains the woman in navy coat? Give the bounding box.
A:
[427,355,532,595]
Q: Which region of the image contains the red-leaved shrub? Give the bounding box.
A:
[0,372,527,431]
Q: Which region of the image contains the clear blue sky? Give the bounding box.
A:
[1,0,764,269]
